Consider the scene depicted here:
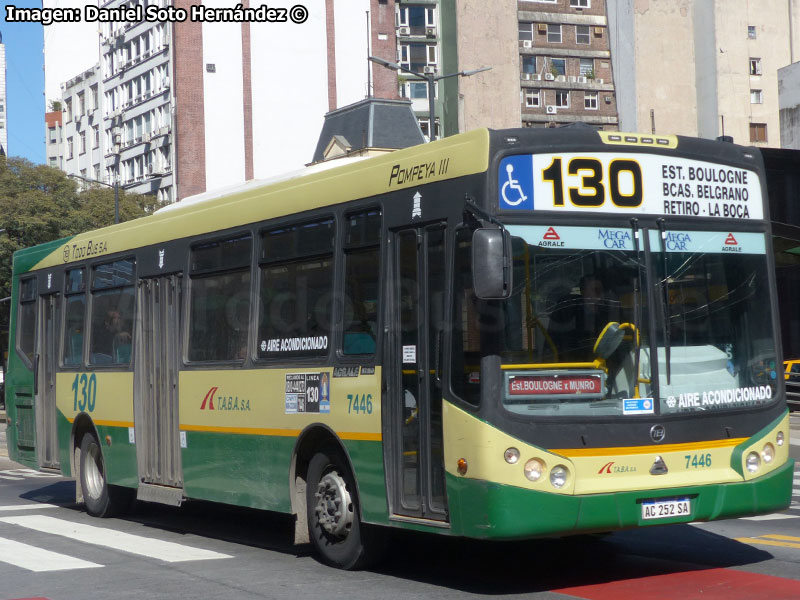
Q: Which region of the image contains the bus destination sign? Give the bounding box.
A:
[498,153,763,220]
[507,373,604,399]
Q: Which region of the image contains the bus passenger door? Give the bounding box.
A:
[388,223,448,522]
[35,293,60,470]
[134,274,184,505]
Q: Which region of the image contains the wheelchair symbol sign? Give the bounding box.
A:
[498,156,533,210]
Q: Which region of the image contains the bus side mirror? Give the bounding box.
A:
[472,228,513,299]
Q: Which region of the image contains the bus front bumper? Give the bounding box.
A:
[446,458,795,539]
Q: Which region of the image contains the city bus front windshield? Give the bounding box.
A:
[451,225,779,417]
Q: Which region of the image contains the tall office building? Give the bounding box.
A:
[609,0,800,145]
[0,32,7,155]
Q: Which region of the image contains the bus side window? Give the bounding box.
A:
[89,259,135,366]
[16,277,38,365]
[63,268,86,366]
[258,218,335,359]
[342,209,381,356]
[188,235,252,362]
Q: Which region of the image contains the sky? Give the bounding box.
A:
[2,0,46,164]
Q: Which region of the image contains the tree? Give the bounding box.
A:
[48,100,63,112]
[0,157,158,362]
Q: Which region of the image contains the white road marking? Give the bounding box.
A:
[0,469,60,478]
[0,515,232,563]
[0,504,58,512]
[0,537,101,572]
[0,475,23,481]
[740,513,800,521]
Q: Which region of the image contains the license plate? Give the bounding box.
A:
[641,498,691,520]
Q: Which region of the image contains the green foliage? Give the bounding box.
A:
[0,156,157,343]
[48,100,63,112]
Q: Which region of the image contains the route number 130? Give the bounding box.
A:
[542,157,643,208]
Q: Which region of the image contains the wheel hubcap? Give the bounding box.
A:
[314,470,354,538]
[84,442,105,500]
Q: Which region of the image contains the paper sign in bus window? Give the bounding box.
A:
[285,372,331,414]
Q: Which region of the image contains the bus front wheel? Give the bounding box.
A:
[306,447,379,569]
[79,433,131,518]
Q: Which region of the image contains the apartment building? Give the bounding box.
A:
[60,66,105,185]
[517,0,619,129]
[100,9,173,202]
[609,0,800,145]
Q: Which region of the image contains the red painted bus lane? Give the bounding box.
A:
[554,568,800,600]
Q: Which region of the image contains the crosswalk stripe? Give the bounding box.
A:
[0,537,102,572]
[0,475,24,481]
[0,515,232,563]
[0,504,58,512]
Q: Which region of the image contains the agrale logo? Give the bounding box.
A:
[200,386,251,412]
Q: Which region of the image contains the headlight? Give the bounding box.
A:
[504,447,520,464]
[776,431,785,447]
[524,458,545,482]
[550,465,569,488]
[762,443,775,463]
[746,451,761,473]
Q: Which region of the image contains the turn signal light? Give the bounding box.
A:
[457,458,468,475]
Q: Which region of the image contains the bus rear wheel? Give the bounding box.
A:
[79,433,131,518]
[306,447,380,570]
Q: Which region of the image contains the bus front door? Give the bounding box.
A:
[133,274,184,506]
[35,292,60,470]
[389,224,448,522]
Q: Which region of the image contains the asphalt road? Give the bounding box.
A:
[0,417,799,600]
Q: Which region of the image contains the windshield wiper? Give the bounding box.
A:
[630,218,644,397]
[656,218,672,384]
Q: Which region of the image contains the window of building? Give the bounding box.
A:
[89,258,135,365]
[77,92,85,117]
[49,157,57,167]
[580,58,594,76]
[584,91,598,109]
[750,57,762,75]
[258,220,334,359]
[65,98,73,122]
[67,137,74,159]
[91,85,98,111]
[0,102,5,112]
[550,58,566,76]
[571,0,590,6]
[63,268,86,366]
[547,24,562,43]
[750,123,767,143]
[342,210,382,355]
[556,90,570,108]
[576,25,591,44]
[189,235,253,362]
[399,43,437,71]
[748,25,757,39]
[418,117,440,142]
[79,131,86,154]
[93,126,100,148]
[525,89,541,107]
[397,5,435,35]
[519,22,534,42]
[49,127,57,144]
[750,89,763,104]
[522,55,537,74]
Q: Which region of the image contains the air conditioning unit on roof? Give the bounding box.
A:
[544,73,555,81]
[423,65,436,74]
[398,26,410,35]
[546,105,557,114]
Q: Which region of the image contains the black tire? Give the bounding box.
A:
[79,433,132,518]
[306,446,384,569]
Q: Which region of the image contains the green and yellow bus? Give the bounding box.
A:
[5,127,794,568]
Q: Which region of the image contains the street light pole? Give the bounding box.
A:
[69,174,120,224]
[369,56,490,142]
